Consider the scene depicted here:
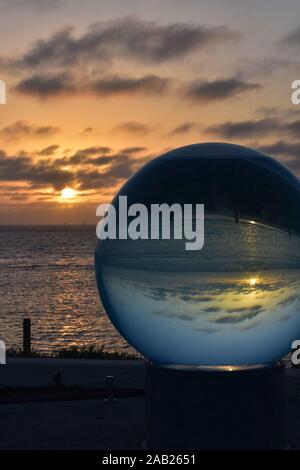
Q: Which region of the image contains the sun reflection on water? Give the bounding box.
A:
[248,277,259,286]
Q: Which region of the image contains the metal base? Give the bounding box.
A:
[146,363,287,450]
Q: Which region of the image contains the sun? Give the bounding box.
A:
[248,278,258,286]
[61,187,76,200]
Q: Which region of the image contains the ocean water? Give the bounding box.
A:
[0,225,131,353]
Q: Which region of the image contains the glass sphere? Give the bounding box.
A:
[95,143,300,366]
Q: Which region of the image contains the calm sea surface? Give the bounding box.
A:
[0,225,132,353]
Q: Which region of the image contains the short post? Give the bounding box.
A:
[23,318,31,356]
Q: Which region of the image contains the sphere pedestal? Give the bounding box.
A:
[146,362,287,450]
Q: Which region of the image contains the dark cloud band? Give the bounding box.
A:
[4,16,239,71]
[184,77,261,103]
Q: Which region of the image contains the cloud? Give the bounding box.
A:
[58,146,112,165]
[79,150,147,189]
[212,305,263,324]
[3,16,238,71]
[0,150,73,189]
[233,56,297,77]
[90,74,171,96]
[0,145,148,191]
[183,77,261,103]
[152,310,196,322]
[282,26,300,47]
[225,304,263,314]
[75,154,138,190]
[119,146,147,154]
[205,118,279,138]
[57,146,149,172]
[0,0,64,12]
[0,121,59,139]
[206,116,300,140]
[82,127,95,134]
[168,121,196,135]
[258,141,300,158]
[285,119,300,138]
[203,306,222,313]
[282,157,300,174]
[112,121,154,136]
[257,140,300,174]
[38,144,60,156]
[257,106,300,121]
[15,72,171,99]
[15,74,75,98]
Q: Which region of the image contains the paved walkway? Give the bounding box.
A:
[0,358,145,388]
[0,397,145,450]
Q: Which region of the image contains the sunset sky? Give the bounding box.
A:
[0,0,300,224]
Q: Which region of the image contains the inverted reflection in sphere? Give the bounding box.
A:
[95,143,300,366]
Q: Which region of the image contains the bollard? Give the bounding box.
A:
[23,318,31,356]
[105,375,117,403]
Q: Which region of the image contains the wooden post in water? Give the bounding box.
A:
[23,318,31,356]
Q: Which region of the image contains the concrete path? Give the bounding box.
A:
[0,397,145,450]
[0,358,145,388]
